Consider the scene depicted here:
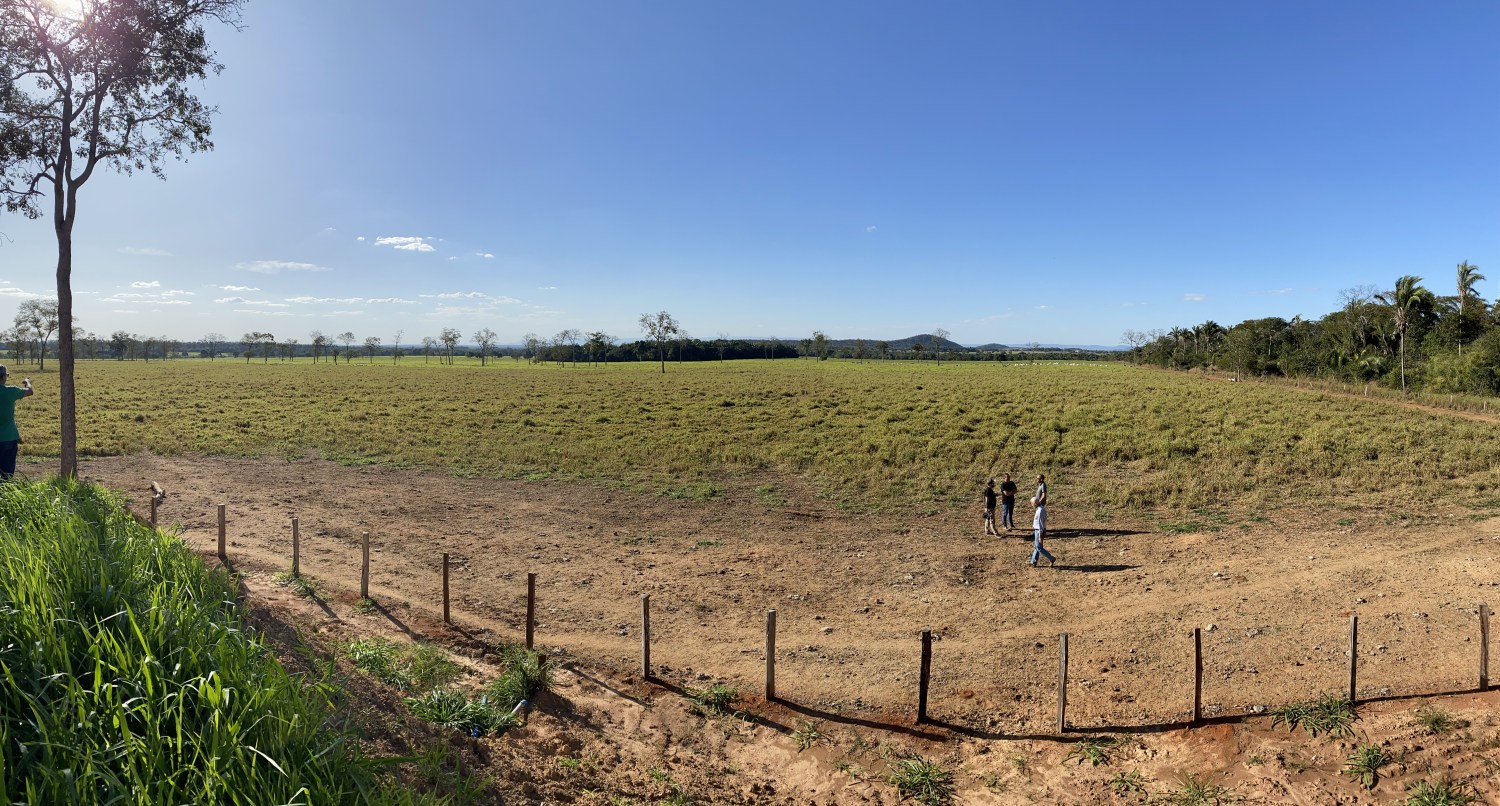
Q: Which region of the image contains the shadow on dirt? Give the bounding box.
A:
[1051,563,1137,573]
[1049,527,1149,539]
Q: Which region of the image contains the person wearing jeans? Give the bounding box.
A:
[1030,474,1054,567]
[0,366,33,480]
[999,474,1018,529]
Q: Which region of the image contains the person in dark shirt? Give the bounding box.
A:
[998,474,1018,530]
[981,478,999,535]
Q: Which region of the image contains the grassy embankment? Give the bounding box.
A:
[0,477,388,802]
[15,358,1500,518]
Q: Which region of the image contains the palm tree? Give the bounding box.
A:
[1375,275,1434,394]
[1456,260,1485,356]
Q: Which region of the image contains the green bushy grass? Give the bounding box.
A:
[23,359,1500,516]
[0,477,378,804]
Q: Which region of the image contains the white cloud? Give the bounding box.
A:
[475,252,494,259]
[216,297,287,306]
[155,301,192,306]
[421,291,490,300]
[866,225,877,233]
[286,296,365,305]
[0,287,44,299]
[162,289,195,298]
[1265,287,1293,295]
[537,286,557,291]
[1183,293,1206,302]
[118,247,173,257]
[233,309,292,316]
[283,295,419,306]
[447,256,459,261]
[322,227,337,232]
[375,236,436,253]
[326,310,364,317]
[356,236,366,242]
[236,260,331,274]
[1120,301,1149,308]
[112,309,140,314]
[218,285,260,292]
[131,280,161,288]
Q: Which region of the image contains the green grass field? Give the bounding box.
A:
[16,357,1500,517]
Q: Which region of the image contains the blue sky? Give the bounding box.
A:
[3,0,1497,347]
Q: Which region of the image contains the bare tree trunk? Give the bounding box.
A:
[56,195,78,478]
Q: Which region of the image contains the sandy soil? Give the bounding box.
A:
[73,453,1500,803]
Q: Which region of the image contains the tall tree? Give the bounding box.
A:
[308,331,326,363]
[933,327,949,366]
[557,328,580,366]
[363,335,380,364]
[336,331,355,363]
[812,330,828,360]
[439,327,461,364]
[1,0,245,477]
[1456,260,1485,356]
[638,311,679,374]
[420,335,436,364]
[1376,275,1435,394]
[585,330,613,366]
[13,298,57,370]
[391,329,403,364]
[473,327,497,366]
[203,332,224,360]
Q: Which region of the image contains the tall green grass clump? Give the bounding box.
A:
[0,477,376,804]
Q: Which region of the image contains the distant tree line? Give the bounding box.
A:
[1127,264,1500,395]
[3,303,1118,369]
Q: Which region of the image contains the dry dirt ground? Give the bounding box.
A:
[69,453,1500,804]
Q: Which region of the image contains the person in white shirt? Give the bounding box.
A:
[1029,474,1054,567]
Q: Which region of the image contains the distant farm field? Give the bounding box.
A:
[19,358,1500,517]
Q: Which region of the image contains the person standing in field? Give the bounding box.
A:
[999,473,1018,530]
[1030,474,1055,567]
[0,366,34,480]
[982,478,1000,535]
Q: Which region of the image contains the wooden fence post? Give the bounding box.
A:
[291,515,300,577]
[442,553,450,624]
[1192,627,1203,724]
[526,572,537,650]
[217,504,226,561]
[1347,613,1359,705]
[640,594,652,680]
[765,609,777,701]
[1058,632,1070,734]
[360,531,370,600]
[1480,603,1491,691]
[916,629,933,724]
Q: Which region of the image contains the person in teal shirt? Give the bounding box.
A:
[0,366,34,480]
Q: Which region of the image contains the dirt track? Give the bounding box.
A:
[75,453,1497,734]
[54,452,1500,803]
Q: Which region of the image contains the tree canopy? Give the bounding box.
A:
[1,0,244,476]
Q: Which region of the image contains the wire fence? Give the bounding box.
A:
[160,499,1493,737]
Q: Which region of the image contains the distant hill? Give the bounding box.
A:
[823,334,977,352]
